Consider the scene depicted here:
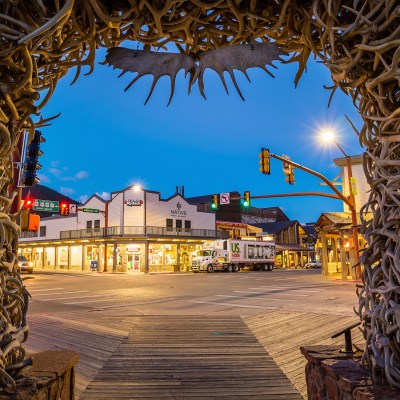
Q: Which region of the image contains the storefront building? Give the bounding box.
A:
[19,186,227,273]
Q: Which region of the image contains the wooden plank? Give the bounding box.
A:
[244,311,364,399]
[80,316,302,400]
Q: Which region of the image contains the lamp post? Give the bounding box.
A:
[322,131,360,278]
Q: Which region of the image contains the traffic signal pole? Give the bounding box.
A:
[270,154,353,208]
[271,153,360,277]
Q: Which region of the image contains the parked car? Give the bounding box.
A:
[17,256,34,274]
[305,260,322,269]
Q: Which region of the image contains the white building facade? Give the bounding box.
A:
[19,186,223,273]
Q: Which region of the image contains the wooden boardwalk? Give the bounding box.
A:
[81,316,302,399]
[244,311,364,399]
[24,310,364,399]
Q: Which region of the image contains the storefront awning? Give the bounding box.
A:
[276,244,312,252]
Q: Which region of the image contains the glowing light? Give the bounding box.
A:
[321,129,335,142]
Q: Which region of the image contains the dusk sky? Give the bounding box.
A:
[37,45,364,223]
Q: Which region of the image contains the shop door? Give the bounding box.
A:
[127,254,141,272]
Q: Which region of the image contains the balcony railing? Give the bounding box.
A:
[59,226,228,240]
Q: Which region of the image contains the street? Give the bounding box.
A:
[25,269,359,317]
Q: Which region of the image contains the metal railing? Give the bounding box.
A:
[20,231,39,239]
[59,226,228,240]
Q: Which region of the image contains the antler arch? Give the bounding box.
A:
[0,0,398,390]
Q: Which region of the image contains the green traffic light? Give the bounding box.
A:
[243,201,249,207]
[211,203,217,209]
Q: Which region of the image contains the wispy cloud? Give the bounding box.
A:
[60,187,74,196]
[49,167,62,177]
[75,171,88,180]
[48,162,88,181]
[96,192,110,200]
[37,173,50,183]
[78,194,89,204]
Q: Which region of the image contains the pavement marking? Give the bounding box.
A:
[31,290,88,297]
[190,300,278,309]
[64,297,119,305]
[27,288,65,292]
[271,293,308,297]
[246,286,323,293]
[41,294,105,301]
[216,295,296,302]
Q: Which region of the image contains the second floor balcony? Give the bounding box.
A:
[21,226,229,241]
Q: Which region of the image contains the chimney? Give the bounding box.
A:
[175,186,179,194]
[181,186,185,197]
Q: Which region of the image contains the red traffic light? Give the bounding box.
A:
[60,202,69,215]
[25,198,34,209]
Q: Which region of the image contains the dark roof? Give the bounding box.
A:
[259,207,290,221]
[302,224,316,236]
[254,220,297,234]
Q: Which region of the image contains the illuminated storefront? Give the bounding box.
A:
[19,186,225,273]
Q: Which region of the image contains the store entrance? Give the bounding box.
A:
[127,254,141,272]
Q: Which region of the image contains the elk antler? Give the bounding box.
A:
[194,42,287,100]
[105,42,286,104]
[105,47,197,105]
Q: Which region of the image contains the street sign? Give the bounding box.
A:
[32,199,59,212]
[220,192,230,205]
[82,208,99,213]
[69,204,77,214]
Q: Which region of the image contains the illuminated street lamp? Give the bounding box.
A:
[322,130,360,278]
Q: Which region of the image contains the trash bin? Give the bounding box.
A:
[90,260,98,271]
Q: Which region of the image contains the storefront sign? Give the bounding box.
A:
[170,202,187,217]
[125,199,143,206]
[127,245,141,253]
[306,235,316,247]
[33,199,59,212]
[82,208,99,213]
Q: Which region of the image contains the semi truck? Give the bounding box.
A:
[191,239,275,273]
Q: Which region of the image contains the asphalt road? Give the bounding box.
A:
[24,268,360,318]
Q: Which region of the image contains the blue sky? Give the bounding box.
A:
[37,46,364,224]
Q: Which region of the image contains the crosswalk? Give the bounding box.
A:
[191,280,327,309]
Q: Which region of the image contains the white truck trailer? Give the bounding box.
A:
[191,239,275,273]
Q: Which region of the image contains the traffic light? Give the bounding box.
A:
[24,198,34,209]
[21,130,45,186]
[60,202,69,215]
[282,155,295,185]
[20,211,40,231]
[211,194,219,210]
[259,148,270,175]
[243,191,250,207]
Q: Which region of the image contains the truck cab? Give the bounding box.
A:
[191,248,228,272]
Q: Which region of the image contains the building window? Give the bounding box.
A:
[94,220,100,229]
[39,226,46,237]
[184,220,191,231]
[87,221,92,229]
[166,219,173,231]
[176,219,182,230]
